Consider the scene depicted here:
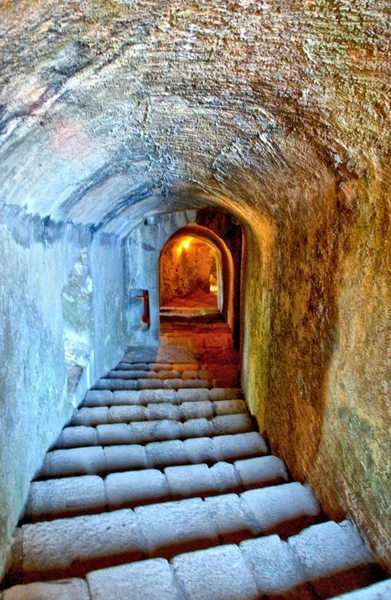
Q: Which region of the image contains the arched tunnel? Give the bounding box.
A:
[0,1,390,596]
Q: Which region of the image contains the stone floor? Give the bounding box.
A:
[1,318,389,599]
[160,288,219,317]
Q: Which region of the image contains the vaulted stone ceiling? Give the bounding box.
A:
[1,0,389,235]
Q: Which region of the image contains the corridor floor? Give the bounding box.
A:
[1,319,389,599]
[160,288,219,318]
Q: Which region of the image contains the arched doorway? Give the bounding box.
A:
[159,224,234,327]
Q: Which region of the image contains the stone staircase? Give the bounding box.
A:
[1,350,389,599]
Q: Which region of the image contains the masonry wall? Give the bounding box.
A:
[0,222,128,577]
[241,172,391,569]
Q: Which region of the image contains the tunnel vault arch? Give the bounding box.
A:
[158,224,235,328]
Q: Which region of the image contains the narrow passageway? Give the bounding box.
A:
[2,321,387,599]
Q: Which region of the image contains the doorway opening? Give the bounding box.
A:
[160,234,222,318]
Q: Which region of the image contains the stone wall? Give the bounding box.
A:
[0,222,128,577]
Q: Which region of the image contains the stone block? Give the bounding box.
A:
[210,461,241,494]
[181,401,214,420]
[107,370,154,379]
[71,407,110,427]
[25,475,106,519]
[204,494,257,544]
[94,379,137,391]
[135,498,218,558]
[139,389,178,404]
[184,437,217,464]
[145,440,188,467]
[2,579,91,600]
[84,390,113,407]
[109,405,147,423]
[151,419,184,441]
[39,447,106,478]
[87,558,183,600]
[208,388,242,401]
[21,510,146,577]
[111,390,141,405]
[213,400,246,415]
[157,370,181,379]
[212,414,252,435]
[117,362,148,370]
[103,445,147,472]
[172,544,259,600]
[105,470,170,509]
[182,418,214,438]
[288,520,378,597]
[55,426,97,449]
[96,424,132,445]
[147,403,181,421]
[213,432,267,461]
[327,580,391,599]
[177,389,209,402]
[234,456,289,489]
[241,482,320,536]
[240,534,309,596]
[165,464,215,498]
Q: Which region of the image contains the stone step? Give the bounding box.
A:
[70,399,247,427]
[6,520,382,599]
[25,456,289,521]
[11,482,321,583]
[53,414,253,449]
[83,387,243,408]
[329,579,391,599]
[39,432,268,478]
[92,378,212,391]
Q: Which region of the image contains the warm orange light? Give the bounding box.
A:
[183,241,190,249]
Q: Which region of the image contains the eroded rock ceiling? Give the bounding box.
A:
[0,0,389,235]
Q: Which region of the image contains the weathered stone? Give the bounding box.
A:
[87,559,183,600]
[164,464,215,498]
[21,510,146,577]
[145,440,188,468]
[84,391,113,408]
[213,433,268,461]
[172,545,259,600]
[39,447,107,478]
[55,427,98,449]
[240,535,309,596]
[105,470,170,508]
[135,498,218,557]
[2,579,91,600]
[103,445,147,472]
[234,456,289,489]
[25,475,106,519]
[240,482,320,535]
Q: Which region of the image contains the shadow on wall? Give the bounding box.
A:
[61,250,93,397]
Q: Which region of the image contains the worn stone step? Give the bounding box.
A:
[39,432,268,478]
[83,388,243,407]
[28,455,289,521]
[53,414,253,449]
[5,524,383,600]
[329,579,391,599]
[12,482,321,582]
[288,520,385,598]
[70,399,247,427]
[93,378,212,391]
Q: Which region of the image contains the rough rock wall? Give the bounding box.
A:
[0,222,128,577]
[160,238,216,305]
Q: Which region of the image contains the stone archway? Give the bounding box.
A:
[158,224,235,329]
